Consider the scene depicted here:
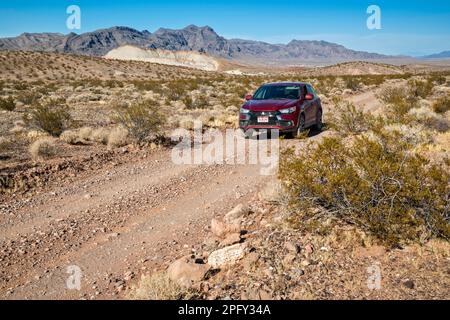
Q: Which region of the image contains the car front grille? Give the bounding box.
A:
[248,111,278,126]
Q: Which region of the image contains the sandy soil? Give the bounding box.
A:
[0,145,272,299]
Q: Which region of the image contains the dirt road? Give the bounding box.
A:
[0,90,371,300]
[0,146,270,299]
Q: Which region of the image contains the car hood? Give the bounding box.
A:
[244,99,298,112]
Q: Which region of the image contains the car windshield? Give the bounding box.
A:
[253,85,300,100]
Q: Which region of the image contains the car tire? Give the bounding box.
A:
[314,110,323,131]
[296,114,306,136]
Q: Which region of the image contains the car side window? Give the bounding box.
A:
[306,85,315,96]
[301,85,307,98]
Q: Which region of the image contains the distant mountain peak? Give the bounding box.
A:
[421,50,450,59]
[0,25,396,63]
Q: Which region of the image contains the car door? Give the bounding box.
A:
[304,85,316,125]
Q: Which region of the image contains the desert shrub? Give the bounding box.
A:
[90,128,110,145]
[29,138,57,159]
[407,79,434,99]
[0,96,15,111]
[165,81,187,101]
[131,80,165,94]
[408,106,450,133]
[329,101,379,134]
[378,86,408,106]
[280,132,449,246]
[113,99,165,144]
[432,95,450,114]
[130,272,195,300]
[13,81,29,91]
[360,75,386,87]
[428,74,447,85]
[343,76,361,91]
[0,136,13,153]
[178,116,196,130]
[192,95,209,109]
[377,86,417,122]
[182,95,193,109]
[24,103,72,137]
[78,127,93,141]
[16,90,42,105]
[60,130,81,145]
[107,126,129,149]
[383,123,433,146]
[424,117,450,133]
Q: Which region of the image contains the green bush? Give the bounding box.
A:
[24,103,72,137]
[113,99,165,144]
[0,96,15,111]
[279,132,449,246]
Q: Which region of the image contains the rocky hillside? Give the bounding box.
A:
[104,45,220,71]
[0,25,391,63]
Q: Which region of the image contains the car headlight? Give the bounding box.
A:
[240,108,250,114]
[279,106,297,114]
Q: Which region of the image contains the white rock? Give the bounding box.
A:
[208,244,246,268]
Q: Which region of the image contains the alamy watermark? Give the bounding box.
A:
[66,265,82,291]
[66,5,81,30]
[367,262,382,290]
[367,5,382,30]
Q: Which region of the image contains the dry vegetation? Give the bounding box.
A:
[280,75,449,246]
[1,51,449,300]
[129,64,448,300]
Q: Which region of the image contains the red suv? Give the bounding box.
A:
[239,82,323,137]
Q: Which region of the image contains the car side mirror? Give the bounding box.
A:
[305,94,314,101]
[245,94,253,101]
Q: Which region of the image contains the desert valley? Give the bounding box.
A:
[0,25,449,300]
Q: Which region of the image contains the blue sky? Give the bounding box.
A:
[0,0,449,56]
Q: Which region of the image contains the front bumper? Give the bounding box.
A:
[239,111,297,132]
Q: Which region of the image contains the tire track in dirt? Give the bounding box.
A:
[0,148,269,299]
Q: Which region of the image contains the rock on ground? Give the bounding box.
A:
[167,257,210,288]
[208,244,247,269]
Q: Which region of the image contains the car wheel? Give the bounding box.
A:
[314,110,323,131]
[296,114,306,136]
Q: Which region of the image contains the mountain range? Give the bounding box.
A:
[420,50,450,59]
[0,25,444,64]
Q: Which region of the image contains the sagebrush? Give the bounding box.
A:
[280,131,449,246]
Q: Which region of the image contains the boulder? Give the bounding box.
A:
[224,204,250,224]
[220,233,241,247]
[208,244,246,268]
[211,218,241,237]
[284,241,300,254]
[167,257,210,288]
[242,252,260,271]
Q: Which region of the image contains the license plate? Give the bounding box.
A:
[257,116,269,123]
